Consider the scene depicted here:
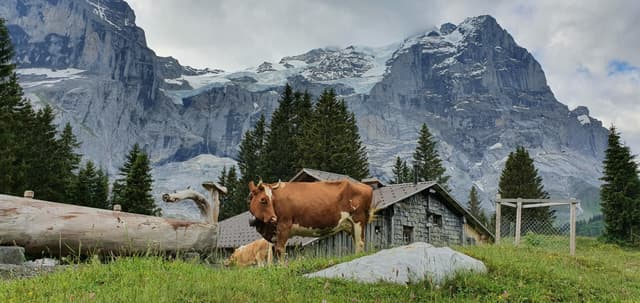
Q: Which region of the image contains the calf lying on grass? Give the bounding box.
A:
[224,239,273,267]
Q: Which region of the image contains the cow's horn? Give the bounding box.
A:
[257,179,264,189]
[272,180,282,190]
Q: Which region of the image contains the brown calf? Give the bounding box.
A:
[224,238,273,267]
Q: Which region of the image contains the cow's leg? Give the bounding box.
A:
[351,221,365,253]
[275,222,291,261]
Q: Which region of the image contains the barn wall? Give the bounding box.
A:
[300,208,394,257]
[391,192,464,247]
[426,193,464,246]
[299,192,469,257]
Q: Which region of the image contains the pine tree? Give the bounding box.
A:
[468,186,489,227]
[600,126,640,244]
[238,115,267,186]
[412,123,449,186]
[0,18,33,195]
[498,146,554,232]
[111,144,141,206]
[298,89,369,180]
[73,161,97,207]
[21,105,67,201]
[57,123,81,202]
[93,168,110,209]
[218,166,246,221]
[263,84,299,181]
[291,91,313,165]
[121,152,158,215]
[112,145,158,215]
[0,18,81,201]
[391,157,414,184]
[71,161,109,209]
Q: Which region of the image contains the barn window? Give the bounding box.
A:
[403,226,413,244]
[434,214,443,227]
[375,225,381,234]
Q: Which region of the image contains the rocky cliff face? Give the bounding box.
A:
[2,1,607,217]
[347,16,607,215]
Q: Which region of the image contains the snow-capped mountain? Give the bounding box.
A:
[2,0,606,219]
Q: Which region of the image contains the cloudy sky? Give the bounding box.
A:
[127,0,640,153]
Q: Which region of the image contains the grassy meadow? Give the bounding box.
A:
[1,237,638,302]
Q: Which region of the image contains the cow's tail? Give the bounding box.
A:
[367,190,379,224]
[367,205,378,224]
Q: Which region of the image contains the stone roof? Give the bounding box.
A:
[373,181,436,209]
[290,168,359,183]
[217,211,314,248]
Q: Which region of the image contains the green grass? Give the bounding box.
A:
[1,238,639,302]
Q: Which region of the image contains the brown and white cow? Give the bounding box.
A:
[248,179,374,257]
[224,238,273,267]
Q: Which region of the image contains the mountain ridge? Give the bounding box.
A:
[1,1,606,219]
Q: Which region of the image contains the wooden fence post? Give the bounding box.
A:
[495,194,501,244]
[515,198,522,246]
[570,198,577,256]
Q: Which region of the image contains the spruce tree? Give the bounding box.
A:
[263,84,299,181]
[121,152,158,215]
[71,162,109,209]
[72,161,95,207]
[412,123,449,186]
[498,146,554,232]
[218,166,246,221]
[93,167,110,209]
[112,145,158,215]
[291,91,313,165]
[0,18,33,195]
[600,126,640,244]
[111,144,141,206]
[391,157,413,184]
[21,105,67,201]
[298,89,369,180]
[238,114,267,186]
[468,186,489,226]
[57,123,81,202]
[0,18,81,201]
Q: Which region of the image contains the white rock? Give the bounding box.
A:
[304,242,486,285]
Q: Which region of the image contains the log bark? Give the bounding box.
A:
[0,194,217,256]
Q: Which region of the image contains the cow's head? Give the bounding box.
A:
[248,180,280,224]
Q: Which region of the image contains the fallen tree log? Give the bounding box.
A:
[0,194,218,256]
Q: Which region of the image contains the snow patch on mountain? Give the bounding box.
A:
[86,0,120,30]
[16,68,86,88]
[488,143,503,150]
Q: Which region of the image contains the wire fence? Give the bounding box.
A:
[496,197,583,255]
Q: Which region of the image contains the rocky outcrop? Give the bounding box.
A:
[304,242,487,285]
[3,1,608,216]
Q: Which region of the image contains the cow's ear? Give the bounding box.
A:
[249,181,256,191]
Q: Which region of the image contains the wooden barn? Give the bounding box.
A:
[216,168,493,256]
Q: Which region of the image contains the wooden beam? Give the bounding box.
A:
[515,198,522,246]
[501,202,517,208]
[495,194,501,244]
[498,198,575,204]
[522,202,573,208]
[570,199,577,256]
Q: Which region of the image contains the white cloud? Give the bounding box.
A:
[126,0,640,153]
